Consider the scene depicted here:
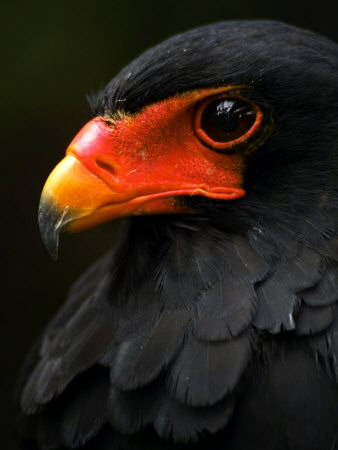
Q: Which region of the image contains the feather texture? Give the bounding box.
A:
[166,332,252,406]
[109,312,190,390]
[15,19,338,450]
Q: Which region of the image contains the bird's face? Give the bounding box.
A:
[39,21,338,257]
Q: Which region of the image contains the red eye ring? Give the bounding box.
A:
[194,94,264,151]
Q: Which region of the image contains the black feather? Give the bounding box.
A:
[194,279,256,341]
[109,312,190,390]
[61,366,109,448]
[308,304,338,379]
[295,303,334,335]
[254,276,298,332]
[153,394,235,443]
[21,289,115,413]
[301,264,338,306]
[166,332,252,406]
[108,383,160,434]
[254,246,324,333]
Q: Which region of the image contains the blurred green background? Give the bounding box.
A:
[2,0,338,447]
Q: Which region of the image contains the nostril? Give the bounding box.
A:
[96,158,117,176]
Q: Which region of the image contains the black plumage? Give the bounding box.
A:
[15,21,338,449]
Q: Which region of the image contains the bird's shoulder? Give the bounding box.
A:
[15,220,338,449]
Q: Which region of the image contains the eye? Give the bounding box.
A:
[195,95,263,151]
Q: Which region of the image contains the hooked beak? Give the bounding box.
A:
[39,153,194,259]
[39,89,248,259]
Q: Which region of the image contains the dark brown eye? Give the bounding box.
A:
[195,96,262,151]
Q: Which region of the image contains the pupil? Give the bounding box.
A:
[199,97,256,145]
[214,100,239,132]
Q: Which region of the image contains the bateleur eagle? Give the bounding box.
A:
[15,21,338,450]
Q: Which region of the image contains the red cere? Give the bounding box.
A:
[66,87,250,208]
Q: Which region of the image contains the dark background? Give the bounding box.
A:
[2,0,338,447]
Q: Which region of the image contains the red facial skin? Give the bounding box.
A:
[41,87,261,233]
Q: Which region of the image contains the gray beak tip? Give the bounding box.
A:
[38,196,63,260]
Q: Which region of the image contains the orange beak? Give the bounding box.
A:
[39,89,247,258]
